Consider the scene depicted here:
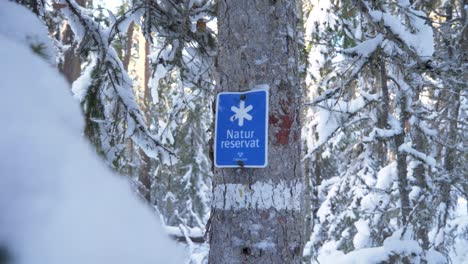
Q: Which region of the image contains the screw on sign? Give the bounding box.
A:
[214,89,269,168]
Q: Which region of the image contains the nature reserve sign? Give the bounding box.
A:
[214,89,268,168]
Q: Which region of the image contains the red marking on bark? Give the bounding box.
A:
[277,216,287,224]
[294,131,300,142]
[260,211,269,220]
[275,114,294,145]
[269,114,279,125]
[269,99,298,145]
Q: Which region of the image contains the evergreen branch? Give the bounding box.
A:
[60,0,176,159]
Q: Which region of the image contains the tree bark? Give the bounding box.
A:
[380,60,410,225]
[377,59,389,164]
[208,1,305,263]
[411,89,430,249]
[123,21,135,71]
[394,93,410,226]
[137,31,153,203]
[59,0,86,83]
[435,1,464,251]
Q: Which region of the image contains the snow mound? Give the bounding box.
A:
[0,22,184,264]
[319,231,446,264]
[0,1,56,64]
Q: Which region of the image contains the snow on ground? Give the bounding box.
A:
[318,231,446,264]
[0,1,56,64]
[0,4,185,263]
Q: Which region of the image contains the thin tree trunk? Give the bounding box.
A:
[123,21,135,71]
[380,60,410,225]
[411,88,430,249]
[377,59,390,164]
[125,23,153,202]
[458,0,468,215]
[395,94,410,226]
[208,1,305,263]
[435,90,460,252]
[435,1,463,251]
[304,158,312,243]
[138,33,153,203]
[59,0,85,83]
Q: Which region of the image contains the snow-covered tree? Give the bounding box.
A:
[0,2,185,263]
[302,0,466,262]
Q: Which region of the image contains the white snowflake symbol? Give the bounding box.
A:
[230,101,253,127]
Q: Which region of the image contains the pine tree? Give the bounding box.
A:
[52,2,216,246]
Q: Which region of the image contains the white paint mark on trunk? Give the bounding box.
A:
[254,240,276,250]
[213,181,303,210]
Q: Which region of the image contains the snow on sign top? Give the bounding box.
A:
[214,89,269,168]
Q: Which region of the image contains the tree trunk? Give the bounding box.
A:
[460,0,468,214]
[435,1,464,251]
[411,89,430,249]
[395,94,410,225]
[377,58,389,164]
[59,0,85,83]
[380,60,410,225]
[208,1,305,263]
[137,31,153,203]
[123,21,135,71]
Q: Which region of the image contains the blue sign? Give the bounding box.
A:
[214,89,268,168]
